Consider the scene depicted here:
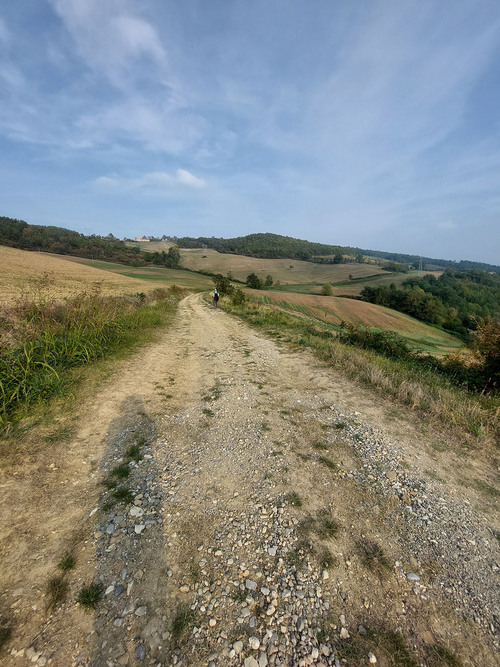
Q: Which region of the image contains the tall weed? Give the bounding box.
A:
[0,287,181,425]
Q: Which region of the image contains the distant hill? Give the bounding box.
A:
[175,233,348,260]
[173,232,500,273]
[350,246,500,274]
[2,217,499,274]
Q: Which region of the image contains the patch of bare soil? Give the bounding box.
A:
[0,293,498,666]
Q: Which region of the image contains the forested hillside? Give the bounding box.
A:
[0,217,180,268]
[175,232,348,260]
[361,270,500,336]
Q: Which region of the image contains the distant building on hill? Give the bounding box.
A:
[135,237,150,242]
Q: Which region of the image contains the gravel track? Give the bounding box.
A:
[3,293,499,667]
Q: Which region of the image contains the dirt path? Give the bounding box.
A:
[1,294,499,666]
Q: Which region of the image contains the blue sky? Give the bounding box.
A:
[1,1,500,264]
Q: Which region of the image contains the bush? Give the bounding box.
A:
[231,288,247,306]
[337,322,415,360]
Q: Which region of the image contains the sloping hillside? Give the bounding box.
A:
[0,246,153,305]
[180,247,387,284]
[249,290,462,354]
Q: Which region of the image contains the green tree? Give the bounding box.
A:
[321,283,333,296]
[246,273,263,289]
[165,244,181,268]
[264,274,273,287]
[212,274,233,294]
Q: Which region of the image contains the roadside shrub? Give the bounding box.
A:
[337,322,415,360]
[231,288,247,306]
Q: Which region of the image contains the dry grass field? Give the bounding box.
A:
[179,247,388,284]
[57,254,214,290]
[0,246,154,305]
[249,290,462,354]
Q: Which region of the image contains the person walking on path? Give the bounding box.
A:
[212,289,219,308]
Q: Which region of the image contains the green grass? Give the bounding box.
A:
[428,645,463,666]
[318,455,336,469]
[231,588,247,602]
[58,551,76,571]
[113,486,134,504]
[0,287,181,426]
[77,582,104,610]
[111,463,130,479]
[171,604,196,642]
[313,440,329,450]
[46,576,69,610]
[125,444,143,462]
[315,509,340,539]
[356,539,391,576]
[335,626,418,666]
[285,491,303,506]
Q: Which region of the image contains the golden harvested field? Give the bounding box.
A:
[0,246,154,306]
[180,247,387,284]
[57,254,214,290]
[250,290,462,354]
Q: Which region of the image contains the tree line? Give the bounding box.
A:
[0,217,180,269]
[174,232,348,261]
[361,270,500,337]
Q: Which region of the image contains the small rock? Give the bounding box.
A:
[233,640,244,654]
[386,471,397,483]
[246,579,257,591]
[249,637,260,650]
[180,585,190,593]
[369,651,377,663]
[406,573,420,582]
[244,657,259,667]
[134,644,146,660]
[340,627,350,639]
[258,653,268,667]
[134,524,146,534]
[135,606,147,617]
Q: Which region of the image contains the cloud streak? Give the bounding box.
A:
[94,169,206,194]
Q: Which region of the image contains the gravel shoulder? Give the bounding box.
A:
[1,293,499,667]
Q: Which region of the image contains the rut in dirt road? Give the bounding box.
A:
[9,293,498,667]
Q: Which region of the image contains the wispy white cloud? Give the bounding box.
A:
[94,169,206,193]
[48,0,167,86]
